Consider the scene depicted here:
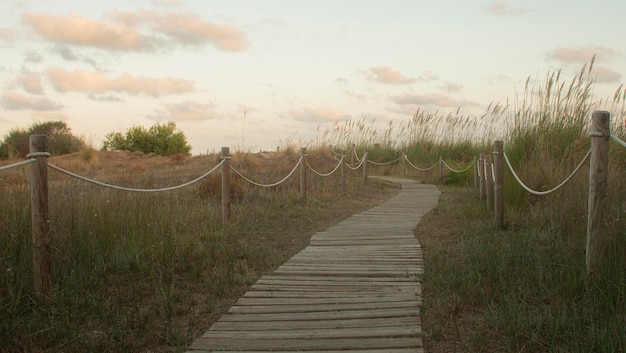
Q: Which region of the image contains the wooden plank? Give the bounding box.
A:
[208,316,420,331]
[185,180,440,352]
[190,336,423,351]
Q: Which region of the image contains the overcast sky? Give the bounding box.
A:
[0,0,624,154]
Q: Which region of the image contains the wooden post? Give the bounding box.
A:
[29,135,50,296]
[402,153,407,176]
[300,147,307,202]
[586,111,610,274]
[351,144,355,166]
[340,149,346,192]
[438,156,443,182]
[363,151,368,185]
[220,147,231,224]
[473,156,478,190]
[485,156,493,212]
[494,141,504,228]
[479,154,485,201]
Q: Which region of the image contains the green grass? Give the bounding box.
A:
[0,150,397,352]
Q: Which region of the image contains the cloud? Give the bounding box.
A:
[16,70,44,94]
[24,50,43,63]
[125,10,249,51]
[392,92,479,108]
[87,94,124,102]
[439,81,464,93]
[44,67,195,97]
[23,12,152,51]
[364,67,438,85]
[548,46,617,64]
[592,66,622,83]
[0,28,15,42]
[485,1,532,16]
[1,91,64,110]
[22,10,248,53]
[50,45,100,69]
[289,107,350,123]
[149,101,217,121]
[335,77,348,86]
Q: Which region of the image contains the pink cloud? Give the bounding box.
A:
[44,67,195,97]
[439,81,464,93]
[23,10,248,52]
[16,71,44,94]
[23,12,151,51]
[392,92,479,108]
[592,66,622,83]
[485,1,532,16]
[548,46,617,63]
[1,91,63,111]
[364,67,438,85]
[290,107,350,123]
[150,101,217,121]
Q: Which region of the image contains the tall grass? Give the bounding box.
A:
[419,59,626,352]
[0,148,393,352]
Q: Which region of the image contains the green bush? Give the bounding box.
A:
[102,121,191,156]
[0,121,84,159]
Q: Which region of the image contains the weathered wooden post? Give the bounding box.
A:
[485,156,493,212]
[479,153,485,201]
[351,144,355,166]
[586,111,610,274]
[493,141,505,228]
[341,149,346,192]
[362,151,368,185]
[473,156,478,190]
[28,135,50,296]
[300,147,307,202]
[438,155,443,182]
[402,153,407,176]
[220,147,231,224]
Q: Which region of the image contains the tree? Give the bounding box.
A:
[0,121,85,159]
[102,121,192,156]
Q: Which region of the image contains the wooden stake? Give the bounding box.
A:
[494,141,504,228]
[586,111,610,274]
[300,147,307,203]
[29,135,50,296]
[221,147,231,224]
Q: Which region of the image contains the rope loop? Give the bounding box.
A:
[231,157,302,187]
[47,160,225,192]
[26,152,51,158]
[441,159,473,173]
[306,156,344,177]
[403,155,439,171]
[502,149,591,196]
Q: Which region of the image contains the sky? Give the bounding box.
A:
[0,0,625,155]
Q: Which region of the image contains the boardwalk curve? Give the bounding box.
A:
[187,177,440,352]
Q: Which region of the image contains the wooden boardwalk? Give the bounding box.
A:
[187,177,440,352]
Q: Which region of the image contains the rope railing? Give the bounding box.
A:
[403,155,439,171]
[48,160,225,193]
[502,149,591,196]
[231,157,302,188]
[346,157,366,170]
[0,158,36,172]
[306,156,344,177]
[367,155,403,166]
[441,159,474,173]
[610,133,626,148]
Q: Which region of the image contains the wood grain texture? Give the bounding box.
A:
[187,177,439,352]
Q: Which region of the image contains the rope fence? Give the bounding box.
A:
[476,111,618,275]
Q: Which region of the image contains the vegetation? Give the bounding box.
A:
[102,121,192,156]
[0,120,85,159]
[0,148,396,352]
[1,59,625,352]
